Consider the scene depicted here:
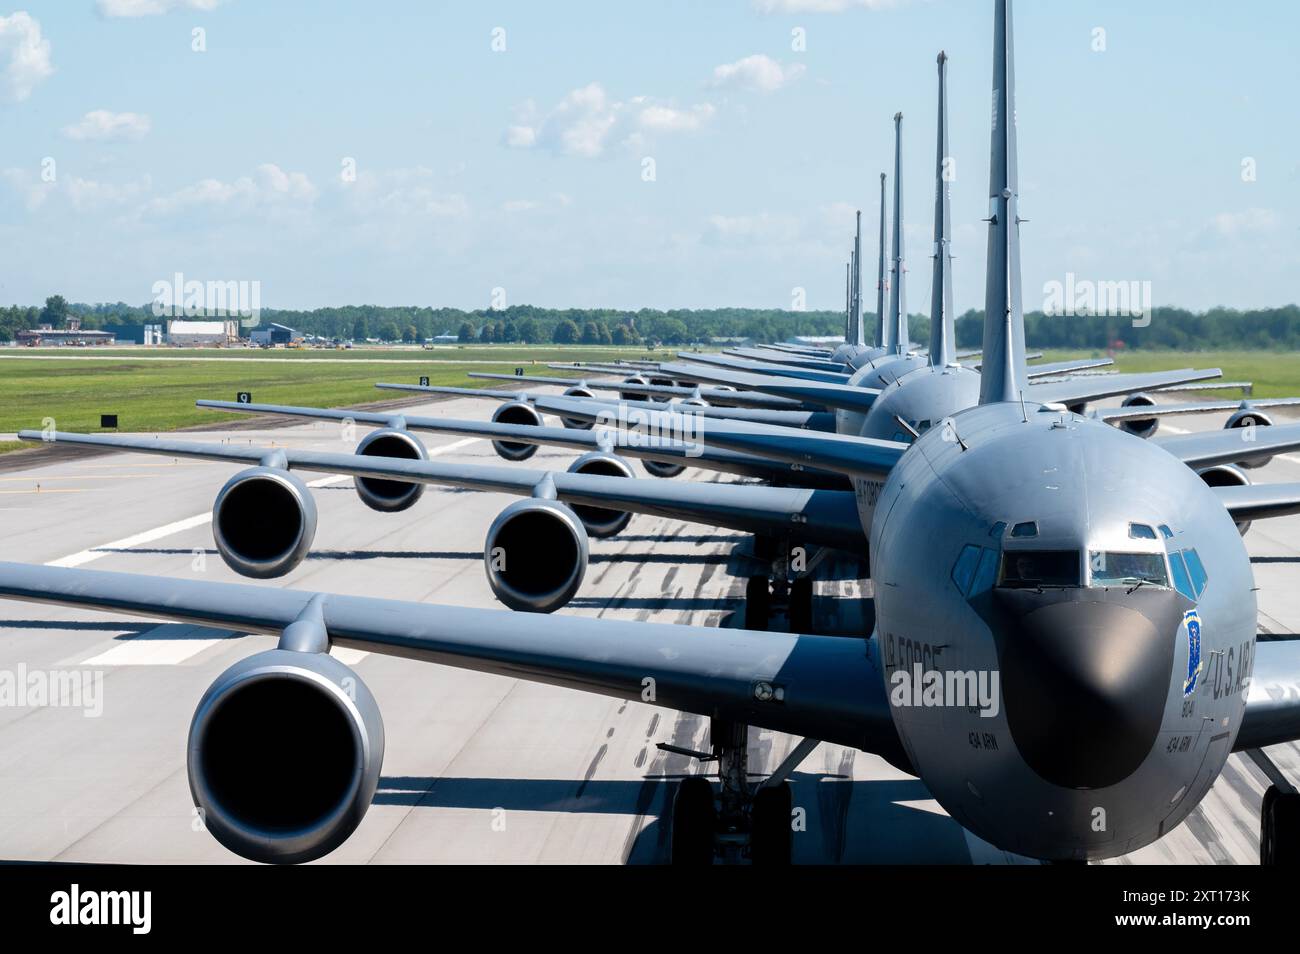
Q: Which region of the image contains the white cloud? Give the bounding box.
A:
[0,12,53,102]
[753,0,907,12]
[96,0,222,17]
[340,166,469,219]
[142,164,317,217]
[1210,207,1280,238]
[62,110,152,141]
[506,83,714,158]
[709,54,805,93]
[1,166,152,212]
[704,212,802,246]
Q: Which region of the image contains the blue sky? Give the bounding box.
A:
[1,0,1296,314]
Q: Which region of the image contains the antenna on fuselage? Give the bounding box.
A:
[978,0,1029,406]
[886,114,908,356]
[929,52,957,369]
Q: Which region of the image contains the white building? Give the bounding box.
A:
[167,320,239,346]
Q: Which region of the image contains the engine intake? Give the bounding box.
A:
[490,401,542,461]
[1225,407,1272,469]
[565,452,634,537]
[212,467,317,579]
[188,649,384,864]
[619,375,649,403]
[1118,392,1158,439]
[560,386,596,430]
[354,428,427,512]
[1198,463,1253,535]
[484,499,588,612]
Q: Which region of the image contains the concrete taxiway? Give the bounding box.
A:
[0,390,1293,864]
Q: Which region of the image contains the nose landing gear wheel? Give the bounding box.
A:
[749,782,793,865]
[670,776,716,865]
[1261,786,1300,865]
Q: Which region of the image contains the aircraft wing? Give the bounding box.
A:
[0,561,901,757]
[673,351,853,384]
[1098,398,1300,423]
[531,397,908,480]
[655,361,881,416]
[1235,638,1300,751]
[1030,368,1223,407]
[722,348,849,373]
[388,378,810,411]
[18,430,862,549]
[193,400,846,486]
[1212,482,1300,524]
[1153,421,1300,469]
[1023,357,1113,379]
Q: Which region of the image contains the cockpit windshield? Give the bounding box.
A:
[998,550,1080,588]
[1089,551,1169,589]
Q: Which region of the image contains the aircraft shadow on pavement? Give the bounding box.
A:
[0,619,153,634]
[371,774,985,864]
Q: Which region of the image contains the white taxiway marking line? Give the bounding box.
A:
[46,437,483,665]
[81,624,242,666]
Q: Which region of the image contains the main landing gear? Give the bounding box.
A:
[744,537,818,632]
[661,719,815,865]
[1247,748,1300,865]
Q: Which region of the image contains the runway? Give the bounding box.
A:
[0,390,1293,864]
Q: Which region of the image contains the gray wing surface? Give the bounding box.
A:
[18,430,863,549]
[1099,398,1300,422]
[655,361,881,415]
[530,397,907,480]
[672,351,853,384]
[0,561,899,756]
[1030,368,1223,406]
[1153,422,1300,469]
[1212,483,1300,523]
[1236,638,1300,751]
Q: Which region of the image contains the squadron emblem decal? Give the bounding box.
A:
[1183,609,1203,697]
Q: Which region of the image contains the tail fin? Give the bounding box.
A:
[928,51,957,368]
[978,0,1028,405]
[852,210,865,346]
[876,173,887,349]
[844,259,852,343]
[886,113,909,355]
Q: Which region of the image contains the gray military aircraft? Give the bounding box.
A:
[7,0,1300,869]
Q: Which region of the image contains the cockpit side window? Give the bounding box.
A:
[998,550,1080,588]
[1182,548,1209,597]
[1089,551,1169,588]
[951,544,981,595]
[1169,550,1195,600]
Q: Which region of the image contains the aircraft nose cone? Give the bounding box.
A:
[994,588,1186,790]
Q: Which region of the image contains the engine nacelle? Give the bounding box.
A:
[619,375,649,402]
[484,499,589,612]
[188,649,384,864]
[354,428,427,512]
[1117,392,1159,439]
[1225,407,1272,469]
[642,458,686,478]
[560,385,597,430]
[212,467,317,579]
[1198,463,1253,535]
[565,452,634,537]
[647,376,675,402]
[490,400,542,461]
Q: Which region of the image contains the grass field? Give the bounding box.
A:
[1,346,1295,453]
[0,345,661,443]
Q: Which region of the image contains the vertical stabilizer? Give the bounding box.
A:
[844,260,852,343]
[928,51,957,368]
[876,173,887,349]
[886,113,909,355]
[852,210,865,347]
[978,0,1029,405]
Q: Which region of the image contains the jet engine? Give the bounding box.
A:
[490,401,543,461]
[565,451,634,537]
[212,467,317,579]
[353,428,427,512]
[484,498,589,612]
[559,385,597,430]
[1225,407,1272,469]
[1198,462,1253,535]
[619,375,649,402]
[188,648,384,864]
[642,458,686,478]
[1117,392,1159,439]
